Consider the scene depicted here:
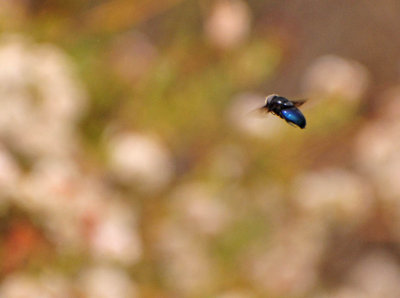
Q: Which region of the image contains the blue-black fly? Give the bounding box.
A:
[260,94,306,129]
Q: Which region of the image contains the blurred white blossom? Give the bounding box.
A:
[78,266,138,298]
[155,221,216,294]
[15,158,93,250]
[244,220,326,296]
[205,0,251,49]
[354,121,400,207]
[171,183,232,235]
[88,201,142,265]
[19,158,82,213]
[372,155,400,203]
[0,272,72,298]
[292,168,372,224]
[107,132,173,193]
[16,157,142,260]
[348,251,400,297]
[0,34,87,158]
[354,122,400,173]
[302,55,370,101]
[354,88,400,196]
[31,44,87,123]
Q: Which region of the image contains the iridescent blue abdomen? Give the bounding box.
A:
[281,108,306,129]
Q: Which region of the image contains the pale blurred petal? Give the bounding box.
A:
[78,266,138,298]
[107,132,174,192]
[302,55,370,101]
[205,0,252,49]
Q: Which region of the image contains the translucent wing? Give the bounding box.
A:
[292,100,306,107]
[247,106,269,117]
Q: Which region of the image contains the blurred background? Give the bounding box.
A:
[1,0,400,297]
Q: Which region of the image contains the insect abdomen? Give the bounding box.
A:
[281,108,306,129]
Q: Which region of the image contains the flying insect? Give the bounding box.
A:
[259,94,307,129]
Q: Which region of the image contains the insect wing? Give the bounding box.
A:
[247,106,270,118]
[292,100,306,107]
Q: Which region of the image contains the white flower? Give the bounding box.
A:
[155,221,215,294]
[18,158,81,213]
[78,266,138,298]
[107,132,173,192]
[0,272,72,298]
[354,121,400,173]
[0,34,87,158]
[348,251,400,297]
[171,183,232,235]
[354,121,400,204]
[292,168,372,224]
[302,55,370,101]
[205,0,251,49]
[244,220,325,296]
[32,44,87,124]
[89,202,142,265]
